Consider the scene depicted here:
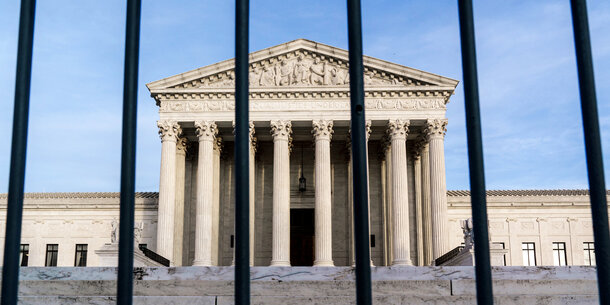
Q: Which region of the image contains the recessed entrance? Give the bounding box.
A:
[290,208,315,266]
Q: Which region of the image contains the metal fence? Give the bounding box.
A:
[1,0,607,305]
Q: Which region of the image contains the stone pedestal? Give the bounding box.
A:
[95,243,165,267]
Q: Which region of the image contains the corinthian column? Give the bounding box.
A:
[249,122,256,266]
[411,142,423,266]
[173,137,187,266]
[420,139,433,265]
[348,121,374,266]
[157,120,182,264]
[387,119,412,266]
[193,121,217,266]
[270,120,292,266]
[312,120,334,266]
[425,119,449,259]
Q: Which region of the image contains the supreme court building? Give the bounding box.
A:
[0,39,603,268]
[146,39,457,267]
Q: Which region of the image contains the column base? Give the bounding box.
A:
[192,260,213,266]
[351,260,375,267]
[313,260,335,267]
[270,260,291,267]
[391,259,413,266]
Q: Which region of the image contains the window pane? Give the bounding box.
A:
[46,244,58,267]
[75,244,88,267]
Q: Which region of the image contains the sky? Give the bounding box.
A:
[0,0,609,193]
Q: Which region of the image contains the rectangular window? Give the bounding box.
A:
[522,242,536,266]
[74,244,88,267]
[492,242,506,266]
[584,242,596,266]
[552,242,567,266]
[45,244,59,267]
[20,244,29,267]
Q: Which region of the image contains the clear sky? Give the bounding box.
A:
[0,1,609,192]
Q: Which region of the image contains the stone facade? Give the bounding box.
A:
[0,40,605,269]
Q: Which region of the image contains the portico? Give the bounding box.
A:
[146,39,458,267]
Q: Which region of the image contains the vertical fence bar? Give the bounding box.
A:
[457,0,494,304]
[0,1,36,304]
[569,1,610,303]
[346,1,372,304]
[235,0,250,304]
[116,0,141,304]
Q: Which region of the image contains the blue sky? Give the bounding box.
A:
[0,0,608,192]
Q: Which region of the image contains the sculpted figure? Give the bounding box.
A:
[276,60,293,86]
[261,65,276,86]
[292,55,309,85]
[331,67,349,85]
[222,71,234,86]
[250,67,262,86]
[309,58,326,85]
[110,219,119,243]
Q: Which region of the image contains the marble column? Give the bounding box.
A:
[420,140,433,265]
[312,120,334,266]
[348,121,374,266]
[411,142,423,266]
[211,137,222,265]
[426,119,449,260]
[249,122,256,266]
[156,120,182,264]
[383,138,393,265]
[387,119,412,266]
[173,137,187,266]
[193,121,217,266]
[270,120,292,266]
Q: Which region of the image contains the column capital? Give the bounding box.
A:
[158,120,182,142]
[195,121,218,142]
[270,120,292,141]
[176,137,188,154]
[387,119,410,141]
[312,120,334,141]
[424,119,448,140]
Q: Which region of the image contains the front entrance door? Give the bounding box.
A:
[290,209,314,266]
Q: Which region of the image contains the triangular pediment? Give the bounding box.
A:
[147,39,458,93]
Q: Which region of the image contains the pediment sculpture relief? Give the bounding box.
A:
[174,51,428,89]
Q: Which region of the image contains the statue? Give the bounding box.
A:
[110,219,119,243]
[276,60,293,86]
[260,65,276,86]
[292,55,309,85]
[309,58,327,85]
[250,67,262,86]
[461,218,474,250]
[134,222,144,245]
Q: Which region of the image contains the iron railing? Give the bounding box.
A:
[1,1,607,305]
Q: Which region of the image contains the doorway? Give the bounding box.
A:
[290,208,314,266]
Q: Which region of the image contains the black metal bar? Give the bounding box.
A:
[116,0,141,304]
[346,1,372,304]
[457,1,494,304]
[569,1,610,303]
[235,0,250,304]
[1,1,36,304]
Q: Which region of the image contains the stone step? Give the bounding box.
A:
[10,278,598,297]
[17,295,599,305]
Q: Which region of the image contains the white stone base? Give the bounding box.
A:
[3,266,599,304]
[94,243,165,267]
